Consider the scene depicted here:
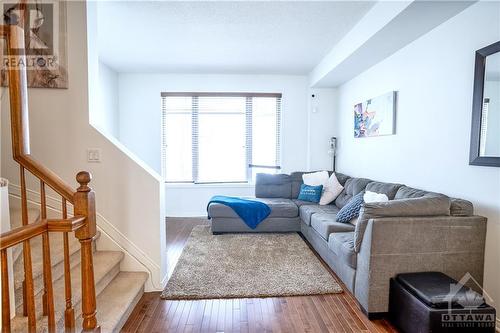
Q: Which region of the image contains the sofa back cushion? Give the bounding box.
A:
[395,186,434,199]
[255,173,292,198]
[334,172,351,186]
[450,198,474,216]
[290,172,305,199]
[335,177,371,209]
[366,181,403,200]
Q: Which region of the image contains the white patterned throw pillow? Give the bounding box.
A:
[363,191,389,203]
[302,171,329,186]
[319,173,344,205]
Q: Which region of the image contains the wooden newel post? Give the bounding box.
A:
[73,171,100,332]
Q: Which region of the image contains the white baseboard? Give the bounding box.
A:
[8,184,165,291]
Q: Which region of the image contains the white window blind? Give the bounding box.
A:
[161,92,282,183]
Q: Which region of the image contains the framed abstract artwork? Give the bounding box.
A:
[354,91,397,138]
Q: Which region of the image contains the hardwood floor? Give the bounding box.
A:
[121,218,398,333]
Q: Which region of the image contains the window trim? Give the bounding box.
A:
[161,92,282,184]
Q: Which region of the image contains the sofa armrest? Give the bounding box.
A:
[354,215,487,313]
[362,215,486,254]
[353,195,451,252]
[254,173,292,198]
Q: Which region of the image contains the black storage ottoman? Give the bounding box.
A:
[389,272,496,333]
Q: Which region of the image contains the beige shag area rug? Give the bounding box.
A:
[161,226,342,300]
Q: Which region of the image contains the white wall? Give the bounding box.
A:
[92,61,120,138]
[118,74,336,216]
[165,184,255,217]
[308,88,337,171]
[1,1,166,290]
[335,1,500,321]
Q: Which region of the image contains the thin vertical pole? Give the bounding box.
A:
[1,249,11,333]
[62,198,75,332]
[42,231,56,332]
[20,167,36,332]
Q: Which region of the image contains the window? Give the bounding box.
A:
[161,92,282,183]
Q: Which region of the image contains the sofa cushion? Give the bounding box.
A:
[255,173,292,199]
[328,232,357,269]
[365,181,403,200]
[311,213,354,240]
[299,204,339,226]
[334,172,351,186]
[335,178,371,209]
[209,198,298,218]
[292,199,317,207]
[395,186,436,200]
[362,195,451,218]
[450,198,474,216]
[291,172,306,199]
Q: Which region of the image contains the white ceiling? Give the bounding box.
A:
[97,1,375,74]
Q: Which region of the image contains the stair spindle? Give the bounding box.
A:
[40,180,47,219]
[62,198,76,332]
[39,181,56,331]
[20,167,37,332]
[1,249,11,333]
[41,180,48,315]
[21,167,28,317]
[42,231,56,333]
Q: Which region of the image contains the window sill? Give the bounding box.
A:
[165,182,255,189]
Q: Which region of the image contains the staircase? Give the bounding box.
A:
[1,17,148,333]
[8,206,147,333]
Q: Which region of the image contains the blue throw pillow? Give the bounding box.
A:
[297,184,323,203]
[336,192,364,223]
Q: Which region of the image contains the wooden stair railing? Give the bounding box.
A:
[1,20,100,333]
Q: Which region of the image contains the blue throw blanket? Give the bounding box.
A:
[207,196,271,229]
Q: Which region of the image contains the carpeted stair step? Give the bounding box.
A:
[9,206,41,262]
[10,251,124,332]
[9,206,40,229]
[76,272,148,333]
[13,231,100,314]
[7,205,148,332]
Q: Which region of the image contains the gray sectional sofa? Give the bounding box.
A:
[208,172,487,317]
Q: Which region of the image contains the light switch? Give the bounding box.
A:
[87,148,101,163]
